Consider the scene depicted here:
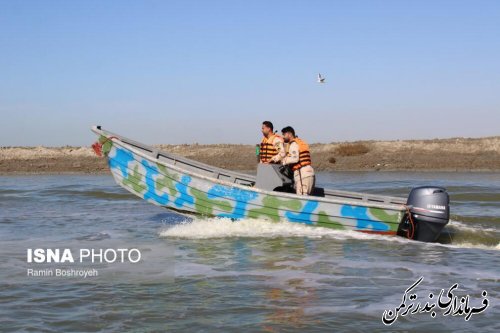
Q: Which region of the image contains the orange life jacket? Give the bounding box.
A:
[289,137,312,171]
[260,134,282,163]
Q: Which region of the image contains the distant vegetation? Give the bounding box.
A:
[334,143,370,157]
[1,137,499,173]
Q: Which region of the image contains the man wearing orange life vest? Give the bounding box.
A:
[259,121,286,164]
[281,126,315,195]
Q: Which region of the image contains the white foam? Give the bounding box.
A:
[448,220,499,234]
[159,217,500,251]
[159,217,402,242]
[161,217,333,239]
[438,241,500,251]
[440,220,500,251]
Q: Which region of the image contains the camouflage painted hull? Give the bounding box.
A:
[92,126,407,235]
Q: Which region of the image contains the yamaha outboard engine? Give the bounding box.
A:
[398,186,450,242]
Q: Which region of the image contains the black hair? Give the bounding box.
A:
[262,121,274,131]
[281,126,295,136]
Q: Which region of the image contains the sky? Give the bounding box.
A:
[0,0,499,146]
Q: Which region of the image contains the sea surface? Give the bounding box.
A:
[0,172,499,332]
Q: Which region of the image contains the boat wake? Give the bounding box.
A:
[441,220,500,251]
[159,217,499,251]
[159,217,389,241]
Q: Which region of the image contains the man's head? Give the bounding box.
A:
[281,126,296,143]
[261,121,274,137]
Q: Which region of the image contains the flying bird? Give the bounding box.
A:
[317,73,325,83]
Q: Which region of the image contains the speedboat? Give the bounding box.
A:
[91,125,450,242]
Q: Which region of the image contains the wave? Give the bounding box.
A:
[40,189,136,200]
[159,217,499,251]
[159,217,388,241]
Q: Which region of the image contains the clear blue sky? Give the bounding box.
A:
[1,0,499,146]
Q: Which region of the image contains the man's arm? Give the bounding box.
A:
[282,142,299,165]
[270,138,286,163]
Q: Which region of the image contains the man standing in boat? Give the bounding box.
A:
[259,121,286,164]
[281,126,315,195]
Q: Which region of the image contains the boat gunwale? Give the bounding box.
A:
[92,125,408,212]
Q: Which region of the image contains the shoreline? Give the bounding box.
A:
[1,136,499,174]
[1,169,499,177]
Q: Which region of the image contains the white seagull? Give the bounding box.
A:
[317,73,325,83]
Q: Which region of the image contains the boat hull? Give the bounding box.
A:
[99,135,405,235]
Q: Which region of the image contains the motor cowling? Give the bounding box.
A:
[399,186,450,242]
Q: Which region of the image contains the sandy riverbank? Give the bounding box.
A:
[1,136,499,174]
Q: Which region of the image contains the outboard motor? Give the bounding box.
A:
[398,186,450,242]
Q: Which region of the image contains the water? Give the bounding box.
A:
[0,172,498,332]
